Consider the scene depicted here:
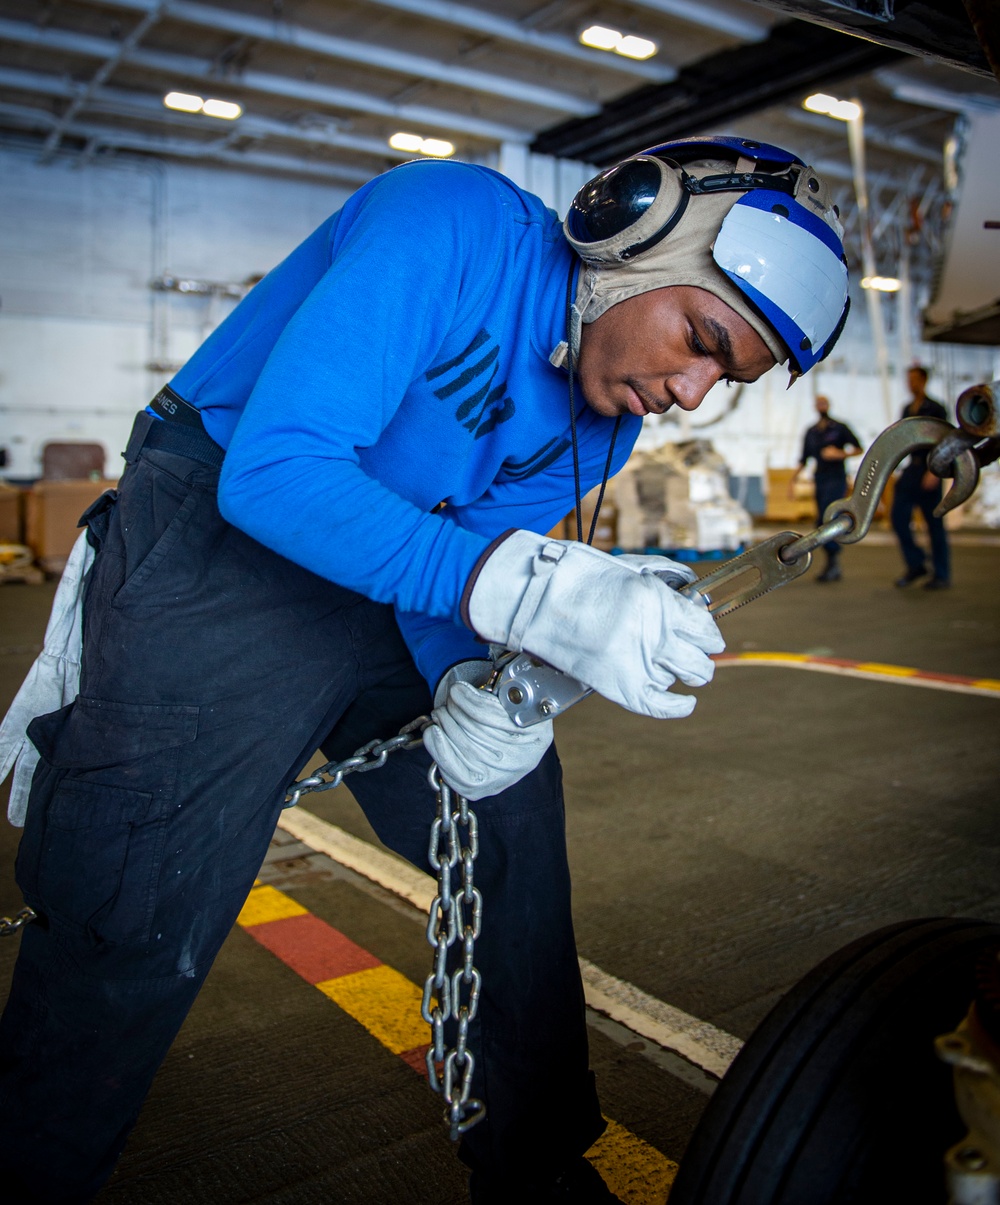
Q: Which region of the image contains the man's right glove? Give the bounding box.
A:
[464,531,724,719]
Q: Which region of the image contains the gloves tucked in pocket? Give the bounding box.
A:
[0,531,95,825]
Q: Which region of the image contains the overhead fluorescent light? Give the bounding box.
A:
[580,25,621,51]
[388,132,454,157]
[163,91,204,113]
[580,25,658,60]
[803,93,862,122]
[419,137,455,158]
[616,34,657,60]
[861,275,902,292]
[201,98,242,120]
[163,92,242,120]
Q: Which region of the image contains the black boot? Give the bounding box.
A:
[895,565,927,587]
[469,1158,624,1203]
[816,553,841,582]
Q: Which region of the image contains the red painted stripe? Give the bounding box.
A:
[244,912,381,983]
[912,669,975,684]
[399,1044,431,1078]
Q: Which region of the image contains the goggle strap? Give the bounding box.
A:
[619,185,690,261]
[683,168,797,197]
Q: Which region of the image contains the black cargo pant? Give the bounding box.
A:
[814,471,848,557]
[0,413,603,1202]
[891,470,950,582]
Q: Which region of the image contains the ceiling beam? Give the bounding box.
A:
[0,100,375,184]
[88,0,600,114]
[783,106,943,165]
[531,20,904,163]
[96,0,675,81]
[0,16,531,143]
[0,66,416,162]
[39,3,164,161]
[877,73,1000,115]
[628,0,770,42]
[334,0,675,80]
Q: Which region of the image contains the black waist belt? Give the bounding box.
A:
[126,386,226,469]
[149,384,205,429]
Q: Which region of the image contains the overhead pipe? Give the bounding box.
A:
[0,66,418,162]
[101,0,674,80]
[70,0,598,115]
[0,16,531,144]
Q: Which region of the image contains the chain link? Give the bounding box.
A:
[285,716,487,1141]
[283,716,430,807]
[421,764,486,1141]
[0,906,36,936]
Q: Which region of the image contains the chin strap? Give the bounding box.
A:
[563,256,622,545]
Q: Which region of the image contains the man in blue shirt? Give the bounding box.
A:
[0,138,850,1203]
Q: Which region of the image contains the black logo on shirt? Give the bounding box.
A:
[502,435,571,481]
[426,329,516,439]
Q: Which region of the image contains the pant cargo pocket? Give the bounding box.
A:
[17,696,199,945]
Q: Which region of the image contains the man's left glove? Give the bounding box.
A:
[423,660,553,801]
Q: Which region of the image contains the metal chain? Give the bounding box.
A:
[421,763,486,1140]
[0,907,36,936]
[283,716,430,807]
[285,717,487,1141]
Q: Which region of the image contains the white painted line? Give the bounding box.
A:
[277,805,742,1080]
[716,657,1000,698]
[278,806,435,912]
[579,960,742,1080]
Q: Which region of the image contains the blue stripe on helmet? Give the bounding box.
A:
[733,187,845,259]
[643,136,804,169]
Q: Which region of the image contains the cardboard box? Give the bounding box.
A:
[547,486,618,550]
[765,469,817,524]
[24,479,118,570]
[0,483,22,544]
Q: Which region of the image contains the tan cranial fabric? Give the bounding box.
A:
[553,155,842,372]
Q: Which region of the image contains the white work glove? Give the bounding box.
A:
[613,553,698,590]
[465,531,724,720]
[0,530,95,826]
[423,660,553,801]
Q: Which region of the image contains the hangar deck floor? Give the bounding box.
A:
[1,535,998,1203]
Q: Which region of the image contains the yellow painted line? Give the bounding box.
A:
[239,881,683,1202]
[735,651,810,662]
[854,661,918,677]
[316,964,428,1056]
[237,883,308,926]
[587,1117,678,1202]
[715,654,1000,698]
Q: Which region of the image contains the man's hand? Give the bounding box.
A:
[465,531,724,719]
[819,446,843,461]
[613,552,696,589]
[921,470,939,492]
[423,660,553,800]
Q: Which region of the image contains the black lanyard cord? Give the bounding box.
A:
[564,257,622,546]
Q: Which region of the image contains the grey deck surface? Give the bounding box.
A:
[1,536,997,1201]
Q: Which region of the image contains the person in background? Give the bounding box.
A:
[789,395,862,582]
[891,365,950,589]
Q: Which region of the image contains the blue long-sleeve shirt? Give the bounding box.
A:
[170,160,641,689]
